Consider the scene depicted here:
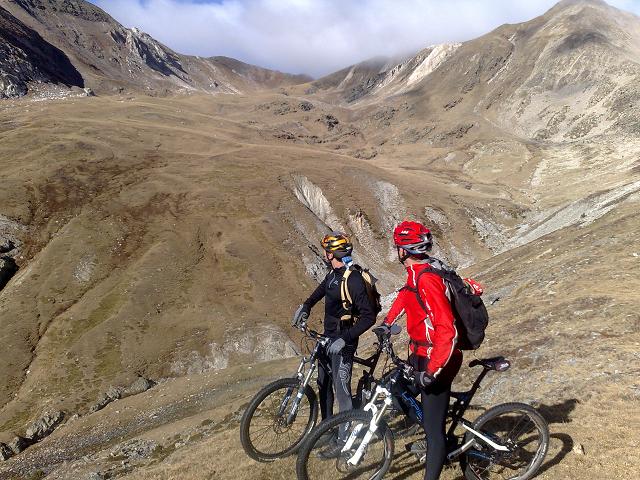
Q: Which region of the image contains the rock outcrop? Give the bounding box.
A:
[90,377,155,413]
[0,256,17,291]
[0,4,83,98]
[25,411,65,442]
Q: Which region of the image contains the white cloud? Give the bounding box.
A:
[93,0,640,78]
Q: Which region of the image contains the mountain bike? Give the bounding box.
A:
[296,327,549,480]
[239,321,388,462]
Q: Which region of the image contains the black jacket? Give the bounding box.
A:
[303,266,376,341]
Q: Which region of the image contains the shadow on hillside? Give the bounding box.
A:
[534,398,579,476]
[536,398,579,424]
[537,433,574,476]
[387,398,579,479]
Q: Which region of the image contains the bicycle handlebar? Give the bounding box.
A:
[296,322,330,346]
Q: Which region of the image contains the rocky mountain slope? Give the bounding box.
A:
[0,0,638,478]
[0,4,83,98]
[314,0,640,138]
[0,0,310,97]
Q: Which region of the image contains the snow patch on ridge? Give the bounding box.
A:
[407,43,461,86]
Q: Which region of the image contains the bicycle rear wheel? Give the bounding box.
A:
[240,377,318,462]
[462,402,549,480]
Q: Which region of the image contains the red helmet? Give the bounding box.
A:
[393,220,432,254]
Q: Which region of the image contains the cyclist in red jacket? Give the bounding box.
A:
[383,220,463,480]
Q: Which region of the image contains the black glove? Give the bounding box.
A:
[292,304,310,327]
[413,371,435,389]
[327,338,346,355]
[372,324,391,337]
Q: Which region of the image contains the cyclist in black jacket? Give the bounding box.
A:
[292,232,376,453]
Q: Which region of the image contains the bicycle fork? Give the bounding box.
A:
[344,385,393,466]
[281,356,317,425]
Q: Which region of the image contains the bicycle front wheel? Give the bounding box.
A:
[296,409,394,480]
[462,402,549,480]
[240,377,318,462]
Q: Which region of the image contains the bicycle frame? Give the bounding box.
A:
[338,343,512,467]
[280,324,385,424]
[445,368,511,460]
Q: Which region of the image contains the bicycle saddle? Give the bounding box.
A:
[469,356,510,371]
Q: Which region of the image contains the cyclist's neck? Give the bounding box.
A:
[330,258,345,270]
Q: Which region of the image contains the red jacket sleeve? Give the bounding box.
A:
[384,290,408,325]
[419,273,457,376]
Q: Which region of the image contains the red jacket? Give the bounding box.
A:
[384,263,459,377]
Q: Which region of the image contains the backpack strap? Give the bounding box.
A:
[402,266,442,316]
[340,266,355,321]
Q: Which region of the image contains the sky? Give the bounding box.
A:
[93,0,640,78]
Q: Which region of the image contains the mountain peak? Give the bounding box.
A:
[554,0,609,8]
[548,0,623,16]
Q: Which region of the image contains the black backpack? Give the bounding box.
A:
[340,264,382,318]
[403,259,489,350]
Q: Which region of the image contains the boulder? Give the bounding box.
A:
[0,238,14,254]
[0,443,13,461]
[122,377,155,398]
[110,438,157,460]
[25,411,65,441]
[89,386,123,413]
[8,435,32,454]
[0,256,18,290]
[83,87,95,97]
[0,74,27,98]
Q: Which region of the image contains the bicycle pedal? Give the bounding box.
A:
[405,440,427,454]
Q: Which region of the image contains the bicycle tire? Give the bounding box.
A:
[296,409,394,480]
[240,377,318,462]
[462,402,549,480]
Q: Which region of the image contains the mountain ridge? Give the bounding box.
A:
[0,0,312,97]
